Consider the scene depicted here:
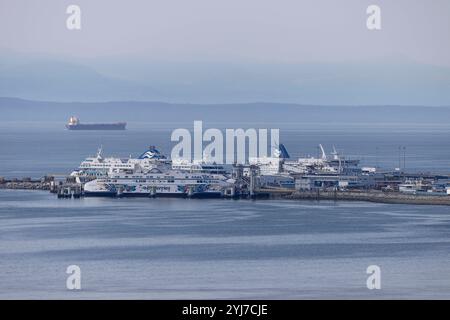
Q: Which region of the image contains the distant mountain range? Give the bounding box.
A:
[1,52,450,105]
[0,59,164,102]
[1,97,450,126]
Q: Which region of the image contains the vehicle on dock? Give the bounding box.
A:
[399,180,430,194]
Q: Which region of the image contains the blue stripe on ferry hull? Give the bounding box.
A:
[84,191,117,197]
[189,192,222,199]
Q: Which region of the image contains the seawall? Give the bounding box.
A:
[281,190,450,206]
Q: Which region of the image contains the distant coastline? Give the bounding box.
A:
[2,97,450,125]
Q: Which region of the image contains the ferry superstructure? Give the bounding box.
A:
[248,144,290,175]
[73,146,236,178]
[282,145,362,175]
[72,146,171,177]
[171,159,232,175]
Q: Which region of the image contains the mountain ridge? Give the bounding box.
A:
[2,97,450,124]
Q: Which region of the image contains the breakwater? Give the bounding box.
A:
[0,177,53,190]
[282,190,450,206]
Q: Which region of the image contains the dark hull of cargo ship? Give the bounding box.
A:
[66,123,126,130]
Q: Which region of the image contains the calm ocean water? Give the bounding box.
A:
[0,122,450,299]
[0,121,450,178]
[1,190,450,299]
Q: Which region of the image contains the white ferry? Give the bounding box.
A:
[83,166,232,198]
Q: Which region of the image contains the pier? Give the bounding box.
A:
[56,184,83,198]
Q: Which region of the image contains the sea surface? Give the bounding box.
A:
[0,121,450,178]
[0,121,450,299]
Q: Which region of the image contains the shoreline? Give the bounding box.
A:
[2,184,450,206]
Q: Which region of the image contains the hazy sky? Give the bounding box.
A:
[1,0,450,66]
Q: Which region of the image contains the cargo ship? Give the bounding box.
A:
[65,116,126,130]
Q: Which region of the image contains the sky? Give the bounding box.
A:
[0,0,450,104]
[1,0,450,65]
